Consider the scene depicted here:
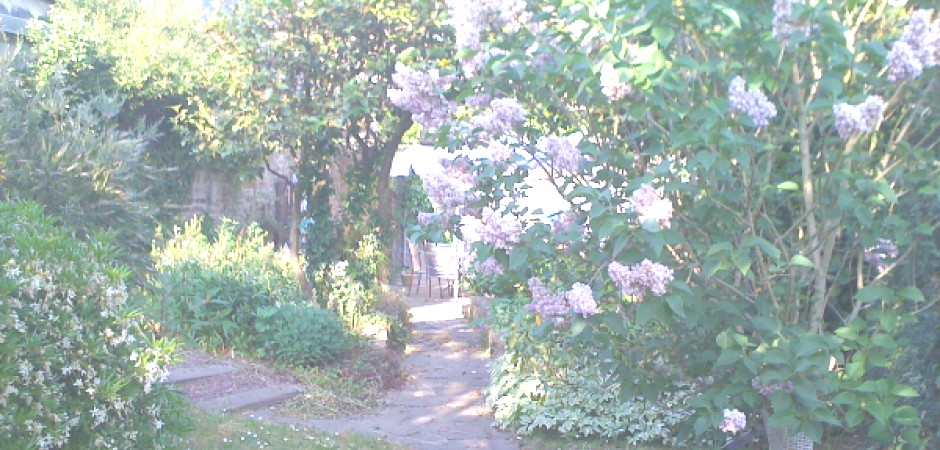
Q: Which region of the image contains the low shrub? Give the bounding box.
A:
[255,303,348,366]
[0,201,186,449]
[485,296,704,446]
[151,217,306,350]
[152,217,349,366]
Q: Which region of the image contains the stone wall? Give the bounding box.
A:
[186,153,293,245]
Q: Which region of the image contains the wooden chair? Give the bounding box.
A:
[426,244,460,298]
[405,240,429,295]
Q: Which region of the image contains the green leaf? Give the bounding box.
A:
[665,295,685,317]
[741,235,782,260]
[715,349,742,367]
[731,248,752,275]
[750,316,781,334]
[651,27,675,46]
[508,247,530,271]
[855,285,894,304]
[891,384,919,398]
[898,286,925,303]
[789,254,814,268]
[777,181,799,191]
[846,408,865,427]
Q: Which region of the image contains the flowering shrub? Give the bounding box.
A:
[0,202,186,449]
[486,296,705,446]
[254,303,348,366]
[394,0,939,446]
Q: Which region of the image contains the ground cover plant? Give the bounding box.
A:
[0,202,187,449]
[398,0,940,447]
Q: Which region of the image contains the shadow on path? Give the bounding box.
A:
[260,289,519,450]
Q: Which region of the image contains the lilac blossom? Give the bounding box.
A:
[887,9,940,82]
[479,208,524,250]
[422,173,472,211]
[600,63,631,101]
[728,76,777,127]
[720,409,747,435]
[567,283,598,317]
[388,63,456,132]
[772,0,809,41]
[524,277,568,317]
[475,97,527,136]
[474,256,505,276]
[487,139,516,163]
[551,210,578,235]
[608,259,675,301]
[417,212,442,227]
[538,135,582,173]
[627,183,673,229]
[445,0,527,51]
[864,238,899,273]
[833,96,885,139]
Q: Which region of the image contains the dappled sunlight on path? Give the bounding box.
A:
[259,287,519,449]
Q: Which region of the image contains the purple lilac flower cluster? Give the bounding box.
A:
[720,409,747,435]
[864,238,899,273]
[833,96,885,139]
[600,63,631,101]
[752,378,794,397]
[388,63,456,132]
[551,210,578,235]
[487,139,516,163]
[524,277,568,317]
[475,98,527,136]
[417,212,442,227]
[772,0,809,41]
[887,9,940,82]
[728,76,778,128]
[524,278,598,318]
[567,282,598,317]
[608,259,674,301]
[474,256,505,276]
[626,183,673,229]
[538,135,581,173]
[422,173,472,211]
[445,0,526,51]
[479,208,523,250]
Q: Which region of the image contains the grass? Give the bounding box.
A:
[171,408,408,450]
[518,434,675,450]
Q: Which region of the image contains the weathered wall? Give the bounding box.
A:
[186,153,294,244]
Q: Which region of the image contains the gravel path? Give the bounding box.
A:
[259,290,519,450]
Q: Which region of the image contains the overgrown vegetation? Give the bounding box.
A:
[151,218,348,365]
[0,202,187,448]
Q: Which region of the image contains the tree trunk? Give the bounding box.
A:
[288,180,314,298]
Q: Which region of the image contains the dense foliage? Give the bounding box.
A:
[151,218,347,365]
[399,0,940,446]
[0,202,186,449]
[0,58,160,257]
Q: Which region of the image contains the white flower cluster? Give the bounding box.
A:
[832,95,885,139]
[474,256,505,276]
[728,76,777,127]
[387,63,457,132]
[772,0,809,41]
[445,0,527,51]
[538,135,582,173]
[600,63,631,101]
[474,97,528,136]
[608,259,674,301]
[627,183,673,229]
[479,208,524,250]
[887,9,940,82]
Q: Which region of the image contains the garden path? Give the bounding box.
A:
[257,287,519,450]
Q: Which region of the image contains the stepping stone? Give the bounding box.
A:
[163,364,236,384]
[197,384,302,413]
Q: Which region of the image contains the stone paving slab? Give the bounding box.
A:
[199,384,302,413]
[163,364,235,384]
